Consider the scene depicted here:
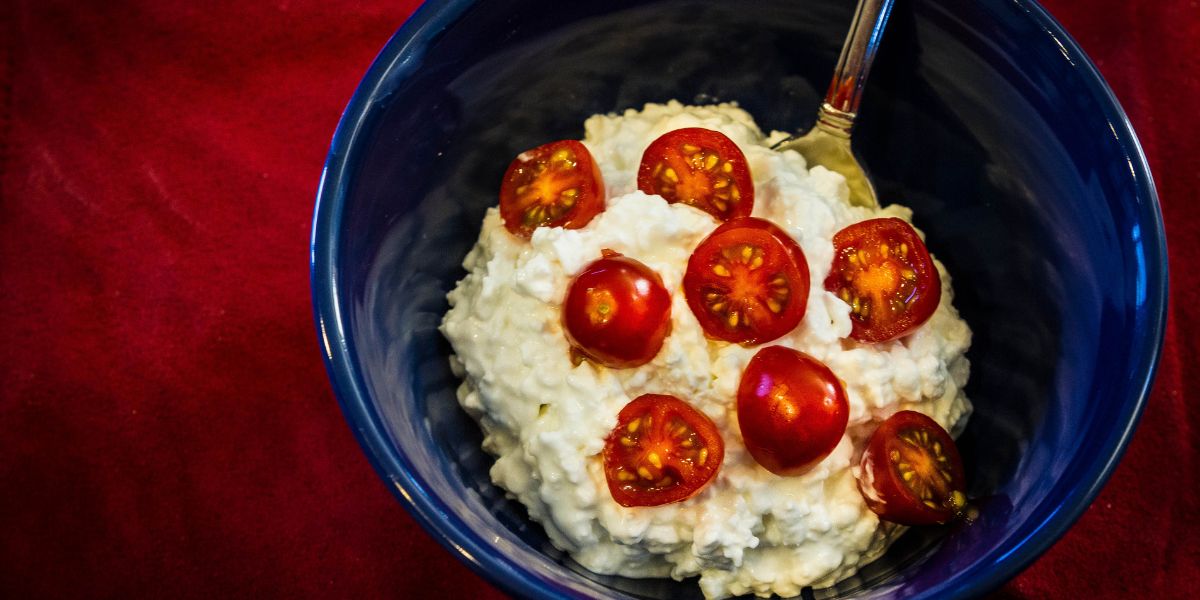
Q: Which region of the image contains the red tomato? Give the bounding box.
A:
[858,410,967,525]
[563,251,671,369]
[637,128,754,221]
[683,217,810,345]
[736,346,849,476]
[499,140,605,238]
[824,218,941,343]
[603,394,724,507]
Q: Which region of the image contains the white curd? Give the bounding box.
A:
[440,101,972,599]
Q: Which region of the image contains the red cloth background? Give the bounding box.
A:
[2,1,1196,597]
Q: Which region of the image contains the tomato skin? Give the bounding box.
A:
[824,218,941,343]
[736,346,849,476]
[603,394,725,507]
[683,217,810,345]
[499,139,605,238]
[858,410,967,525]
[563,252,671,369]
[637,128,754,221]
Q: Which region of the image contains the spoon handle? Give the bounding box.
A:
[817,0,896,135]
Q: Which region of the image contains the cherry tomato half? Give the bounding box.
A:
[858,410,967,525]
[499,139,605,238]
[603,394,724,507]
[637,128,754,221]
[683,217,810,345]
[824,218,941,343]
[563,251,672,369]
[736,346,849,476]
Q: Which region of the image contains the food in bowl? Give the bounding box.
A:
[439,101,972,599]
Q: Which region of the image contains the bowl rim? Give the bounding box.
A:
[309,0,1169,598]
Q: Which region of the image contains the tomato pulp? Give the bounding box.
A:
[603,394,724,507]
[637,128,754,221]
[683,217,810,345]
[858,410,967,525]
[824,218,941,343]
[499,139,605,238]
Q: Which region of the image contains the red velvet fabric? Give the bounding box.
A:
[1,1,1195,597]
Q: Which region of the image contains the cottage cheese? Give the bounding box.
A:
[440,102,972,599]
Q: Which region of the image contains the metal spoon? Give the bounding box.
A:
[773,0,895,208]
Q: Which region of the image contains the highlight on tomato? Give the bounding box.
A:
[602,394,724,507]
[857,410,967,525]
[499,139,605,238]
[637,127,754,221]
[736,346,849,476]
[824,218,940,343]
[562,251,671,369]
[683,217,810,345]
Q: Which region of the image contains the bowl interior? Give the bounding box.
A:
[314,0,1165,597]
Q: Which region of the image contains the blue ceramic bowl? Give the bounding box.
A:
[311,0,1167,597]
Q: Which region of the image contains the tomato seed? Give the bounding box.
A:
[647,452,663,469]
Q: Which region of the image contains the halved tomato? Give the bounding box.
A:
[736,346,849,476]
[563,250,672,369]
[858,410,967,525]
[603,394,724,507]
[683,217,810,345]
[499,139,605,238]
[637,128,753,221]
[824,218,940,343]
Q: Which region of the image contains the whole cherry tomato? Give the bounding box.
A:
[858,410,967,525]
[603,394,724,507]
[683,217,810,345]
[499,139,605,238]
[824,218,940,343]
[637,128,754,221]
[563,251,671,369]
[736,346,849,476]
